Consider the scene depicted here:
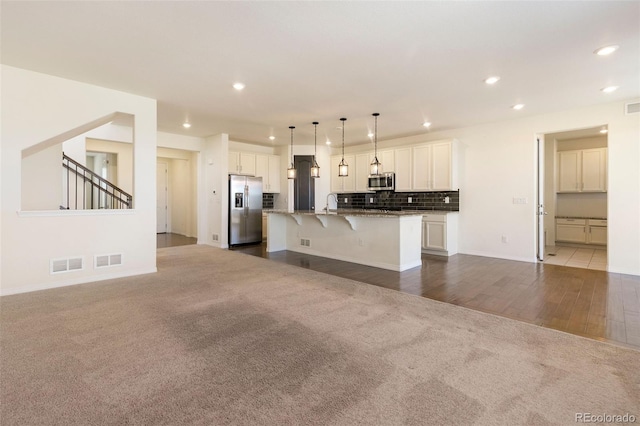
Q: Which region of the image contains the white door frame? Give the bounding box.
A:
[536,135,546,261]
[157,161,168,234]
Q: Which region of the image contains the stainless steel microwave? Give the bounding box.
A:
[367,172,395,191]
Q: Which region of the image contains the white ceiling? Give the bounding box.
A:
[2,1,638,147]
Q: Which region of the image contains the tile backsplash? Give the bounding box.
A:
[336,190,459,211]
[262,193,275,209]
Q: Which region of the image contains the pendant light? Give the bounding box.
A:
[310,121,320,178]
[338,118,348,177]
[370,113,382,175]
[287,126,296,179]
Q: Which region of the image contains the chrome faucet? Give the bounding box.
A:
[325,193,337,213]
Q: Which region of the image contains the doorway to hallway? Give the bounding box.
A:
[294,155,315,211]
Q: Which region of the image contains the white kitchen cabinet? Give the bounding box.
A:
[421,213,458,256]
[394,147,412,191]
[255,154,281,193]
[355,153,372,192]
[557,148,607,193]
[228,151,256,176]
[262,213,268,240]
[412,142,455,191]
[330,154,355,193]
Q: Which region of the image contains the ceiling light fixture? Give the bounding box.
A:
[599,129,608,134]
[594,45,619,56]
[370,113,382,176]
[311,122,320,178]
[601,86,619,93]
[182,122,191,129]
[368,132,374,138]
[422,121,432,128]
[326,140,332,145]
[269,136,275,141]
[233,82,245,91]
[338,118,348,177]
[512,104,525,110]
[484,76,500,85]
[287,126,296,179]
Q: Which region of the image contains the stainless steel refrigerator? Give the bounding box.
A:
[228,174,263,246]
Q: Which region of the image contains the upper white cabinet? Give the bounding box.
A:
[330,139,458,193]
[394,147,412,191]
[228,151,256,176]
[330,154,355,193]
[355,153,372,192]
[411,142,455,191]
[557,148,607,193]
[255,154,281,193]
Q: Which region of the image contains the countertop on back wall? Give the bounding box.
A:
[555,215,607,220]
[263,208,455,217]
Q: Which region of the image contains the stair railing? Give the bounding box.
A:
[62,153,132,210]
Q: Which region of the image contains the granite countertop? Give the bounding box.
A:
[555,215,607,220]
[264,209,453,217]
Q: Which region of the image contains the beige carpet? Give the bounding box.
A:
[1,245,638,425]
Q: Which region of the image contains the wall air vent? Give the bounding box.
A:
[50,257,84,274]
[626,101,640,115]
[94,253,124,269]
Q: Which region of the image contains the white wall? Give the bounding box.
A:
[0,65,157,295]
[21,143,63,210]
[86,138,133,195]
[199,134,229,247]
[340,99,639,275]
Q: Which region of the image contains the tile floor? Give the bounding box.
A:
[543,245,607,270]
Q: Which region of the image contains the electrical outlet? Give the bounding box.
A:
[344,198,348,203]
[444,196,450,204]
[501,235,508,243]
[358,238,364,246]
[369,197,374,203]
[408,197,412,203]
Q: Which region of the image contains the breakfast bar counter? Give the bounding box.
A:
[266,210,424,271]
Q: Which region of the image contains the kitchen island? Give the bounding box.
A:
[266,210,424,271]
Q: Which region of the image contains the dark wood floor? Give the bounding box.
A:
[232,243,640,349]
[157,233,197,249]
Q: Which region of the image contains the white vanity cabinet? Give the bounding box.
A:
[421,212,458,256]
[555,218,607,245]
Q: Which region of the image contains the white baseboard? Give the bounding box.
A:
[458,250,536,264]
[0,267,158,296]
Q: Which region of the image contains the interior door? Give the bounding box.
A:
[294,155,315,211]
[537,137,546,261]
[157,162,168,233]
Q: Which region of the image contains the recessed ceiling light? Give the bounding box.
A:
[484,76,500,85]
[326,140,332,145]
[233,82,245,91]
[182,122,191,128]
[601,86,618,93]
[599,129,608,134]
[269,136,275,141]
[512,104,525,110]
[367,132,374,138]
[422,122,432,128]
[594,45,619,56]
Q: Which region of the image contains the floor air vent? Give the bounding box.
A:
[50,257,84,274]
[95,253,123,268]
[626,101,640,115]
